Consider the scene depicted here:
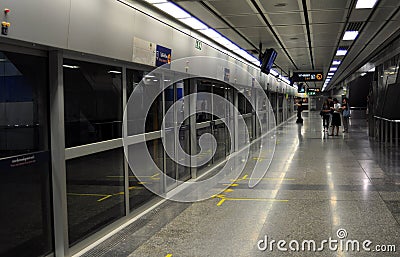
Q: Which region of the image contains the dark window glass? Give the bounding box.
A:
[196,81,212,123]
[126,70,162,134]
[67,148,125,245]
[64,59,122,147]
[0,51,53,257]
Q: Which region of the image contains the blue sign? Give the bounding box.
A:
[156,45,172,68]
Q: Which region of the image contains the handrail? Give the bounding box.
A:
[374,116,400,123]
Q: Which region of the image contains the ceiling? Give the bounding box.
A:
[172,0,400,90]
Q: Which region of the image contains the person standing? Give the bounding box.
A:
[329,98,341,136]
[341,98,350,133]
[321,100,331,132]
[295,97,303,123]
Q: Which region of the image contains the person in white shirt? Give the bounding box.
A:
[329,98,341,136]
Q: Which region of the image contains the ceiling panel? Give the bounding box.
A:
[370,7,397,22]
[237,26,270,38]
[267,12,304,26]
[310,10,347,23]
[309,0,350,10]
[258,0,302,13]
[311,23,343,35]
[208,1,255,16]
[273,25,304,36]
[223,14,263,28]
[380,0,400,7]
[216,28,255,49]
[349,9,373,22]
[176,2,230,29]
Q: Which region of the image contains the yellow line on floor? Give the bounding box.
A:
[223,197,288,202]
[97,195,113,202]
[230,178,295,182]
[165,254,172,257]
[223,188,234,193]
[217,199,226,206]
[68,193,109,197]
[223,183,238,187]
[242,174,248,179]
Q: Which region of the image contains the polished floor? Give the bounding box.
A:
[81,112,400,257]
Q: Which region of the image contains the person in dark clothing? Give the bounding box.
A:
[329,98,341,136]
[295,97,303,123]
[321,100,331,132]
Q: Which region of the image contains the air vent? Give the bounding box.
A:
[347,22,363,31]
[338,45,349,51]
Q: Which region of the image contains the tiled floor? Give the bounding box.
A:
[82,112,400,257]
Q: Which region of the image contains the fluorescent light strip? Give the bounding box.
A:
[332,60,341,65]
[328,72,335,76]
[179,17,208,30]
[330,67,338,71]
[343,31,359,40]
[153,2,190,19]
[355,0,378,9]
[198,28,222,39]
[360,72,367,76]
[147,1,289,84]
[145,0,167,3]
[63,65,79,69]
[108,70,122,74]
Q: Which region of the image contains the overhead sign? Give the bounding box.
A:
[307,87,321,96]
[292,72,324,82]
[156,45,172,67]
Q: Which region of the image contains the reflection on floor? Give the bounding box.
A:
[80,112,400,257]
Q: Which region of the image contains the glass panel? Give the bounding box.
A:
[177,81,191,182]
[196,126,213,175]
[0,51,53,256]
[196,81,212,123]
[67,148,125,245]
[64,59,122,148]
[128,139,161,212]
[126,71,163,134]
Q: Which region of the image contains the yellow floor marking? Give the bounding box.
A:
[97,195,113,202]
[151,173,160,178]
[68,193,109,197]
[223,197,288,202]
[223,183,238,187]
[165,254,173,257]
[138,182,147,184]
[217,199,226,206]
[223,189,234,193]
[128,186,144,190]
[242,174,248,179]
[230,178,295,182]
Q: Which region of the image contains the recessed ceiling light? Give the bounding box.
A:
[274,3,288,7]
[328,72,335,76]
[330,67,338,71]
[355,0,378,9]
[332,60,341,65]
[290,37,299,40]
[360,72,367,76]
[336,50,347,56]
[343,31,359,40]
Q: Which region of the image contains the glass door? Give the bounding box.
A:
[0,50,53,257]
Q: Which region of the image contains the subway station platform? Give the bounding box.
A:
[79,112,400,257]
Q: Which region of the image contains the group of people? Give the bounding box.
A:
[320,96,350,136]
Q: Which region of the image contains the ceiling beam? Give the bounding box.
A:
[300,0,314,70]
